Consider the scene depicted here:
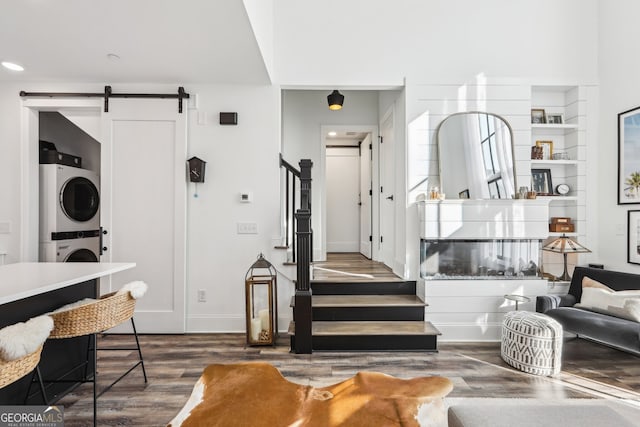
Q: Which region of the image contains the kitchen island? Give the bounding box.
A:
[0,262,136,404]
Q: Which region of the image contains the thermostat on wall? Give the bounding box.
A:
[240,192,253,203]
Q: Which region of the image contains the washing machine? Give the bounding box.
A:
[39,235,101,262]
[40,164,100,242]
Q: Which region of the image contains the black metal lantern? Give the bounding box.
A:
[244,254,278,346]
[187,156,206,183]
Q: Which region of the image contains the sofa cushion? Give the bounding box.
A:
[575,278,640,322]
[545,307,640,356]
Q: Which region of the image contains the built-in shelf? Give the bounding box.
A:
[549,232,578,237]
[531,123,579,130]
[531,160,578,166]
[537,195,578,202]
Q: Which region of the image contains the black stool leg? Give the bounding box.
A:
[92,333,97,427]
[24,366,48,405]
[130,318,147,383]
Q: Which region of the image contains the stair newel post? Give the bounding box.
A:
[294,159,313,354]
[299,159,312,263]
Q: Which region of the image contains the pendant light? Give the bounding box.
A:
[327,90,344,110]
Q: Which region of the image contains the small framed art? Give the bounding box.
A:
[535,140,554,160]
[531,168,553,195]
[546,114,564,124]
[531,109,546,124]
[628,210,640,264]
[619,105,640,204]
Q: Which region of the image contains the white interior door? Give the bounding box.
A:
[101,99,186,333]
[380,113,395,269]
[326,147,360,252]
[359,134,372,258]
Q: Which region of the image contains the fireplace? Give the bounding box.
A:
[420,238,542,279]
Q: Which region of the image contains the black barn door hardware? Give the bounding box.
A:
[19,86,190,113]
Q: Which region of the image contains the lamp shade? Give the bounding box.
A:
[542,234,591,281]
[327,90,344,110]
[542,234,591,254]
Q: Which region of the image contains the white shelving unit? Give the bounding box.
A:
[531,85,587,278]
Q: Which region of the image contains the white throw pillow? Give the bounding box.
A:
[576,278,640,322]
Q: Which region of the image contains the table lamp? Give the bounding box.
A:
[542,234,591,281]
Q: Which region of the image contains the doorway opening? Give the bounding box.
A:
[321,125,378,264]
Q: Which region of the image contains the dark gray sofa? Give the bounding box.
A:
[536,266,640,356]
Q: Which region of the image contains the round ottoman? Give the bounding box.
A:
[501,311,563,376]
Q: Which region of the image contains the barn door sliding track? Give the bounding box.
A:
[19,86,190,113]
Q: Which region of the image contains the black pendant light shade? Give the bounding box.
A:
[327,90,344,110]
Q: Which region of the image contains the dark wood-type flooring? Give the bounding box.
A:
[56,333,640,426]
[56,255,640,425]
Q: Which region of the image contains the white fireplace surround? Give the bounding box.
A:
[418,199,550,240]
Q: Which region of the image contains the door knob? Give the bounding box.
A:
[386,195,394,201]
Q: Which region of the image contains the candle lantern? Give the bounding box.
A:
[244,254,278,346]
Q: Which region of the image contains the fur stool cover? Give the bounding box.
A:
[501,311,563,376]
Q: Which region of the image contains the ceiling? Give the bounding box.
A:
[0,0,270,84]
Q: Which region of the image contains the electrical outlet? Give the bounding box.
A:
[237,222,258,234]
[197,289,206,302]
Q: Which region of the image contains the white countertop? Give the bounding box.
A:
[0,262,136,305]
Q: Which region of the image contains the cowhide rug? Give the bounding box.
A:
[168,362,453,427]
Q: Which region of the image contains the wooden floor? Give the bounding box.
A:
[55,254,640,425]
[312,252,402,282]
[57,333,640,426]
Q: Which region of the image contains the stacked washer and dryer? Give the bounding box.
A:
[39,142,101,262]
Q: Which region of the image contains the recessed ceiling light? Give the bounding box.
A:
[1,61,24,71]
[328,131,337,137]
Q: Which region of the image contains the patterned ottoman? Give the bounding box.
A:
[501,311,563,376]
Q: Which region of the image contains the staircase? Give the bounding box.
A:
[280,155,440,353]
[289,279,440,351]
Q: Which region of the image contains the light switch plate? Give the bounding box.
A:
[237,222,258,234]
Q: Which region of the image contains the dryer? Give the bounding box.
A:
[39,235,100,262]
[40,164,100,242]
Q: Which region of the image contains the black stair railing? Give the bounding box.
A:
[279,154,300,262]
[279,155,313,353]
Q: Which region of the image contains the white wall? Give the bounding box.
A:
[242,0,274,82]
[0,83,23,263]
[274,0,598,86]
[185,84,282,332]
[597,0,640,272]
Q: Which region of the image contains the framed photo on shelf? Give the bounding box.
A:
[531,168,553,195]
[531,109,546,124]
[535,140,554,160]
[458,189,470,199]
[547,114,564,124]
[618,105,640,204]
[628,210,640,264]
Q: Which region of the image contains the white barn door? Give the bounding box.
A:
[101,99,186,333]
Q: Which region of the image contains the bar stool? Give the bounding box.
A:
[0,315,53,402]
[46,281,148,426]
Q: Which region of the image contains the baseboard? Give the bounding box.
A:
[434,323,502,342]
